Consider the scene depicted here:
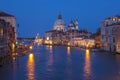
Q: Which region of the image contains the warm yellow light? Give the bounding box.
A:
[67,47,71,56]
[29,46,33,50]
[119,18,120,21]
[12,43,15,53]
[68,43,70,46]
[50,41,52,45]
[86,44,89,48]
[27,53,35,80]
[29,53,34,59]
[0,28,3,36]
[86,49,90,54]
[84,49,91,79]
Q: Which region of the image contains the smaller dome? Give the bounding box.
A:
[68,20,78,30]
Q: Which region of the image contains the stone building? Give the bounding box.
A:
[45,14,93,47]
[101,16,120,53]
[45,14,66,45]
[0,12,16,65]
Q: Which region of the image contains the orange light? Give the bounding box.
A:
[84,49,91,79]
[27,53,35,80]
[49,41,52,45]
[68,43,70,46]
[29,46,33,50]
[67,46,70,56]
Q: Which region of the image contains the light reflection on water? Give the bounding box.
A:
[47,45,53,66]
[27,53,35,80]
[49,45,53,53]
[1,45,120,80]
[84,49,91,79]
[67,46,71,56]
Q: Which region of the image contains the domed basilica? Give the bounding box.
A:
[53,14,66,31]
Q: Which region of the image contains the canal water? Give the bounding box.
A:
[0,45,120,80]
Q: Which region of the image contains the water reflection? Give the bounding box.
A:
[84,49,91,79]
[27,53,35,80]
[46,45,49,50]
[12,56,18,80]
[46,45,53,53]
[67,47,71,56]
[49,45,53,53]
[48,45,53,65]
[65,46,72,80]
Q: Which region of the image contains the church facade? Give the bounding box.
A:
[44,14,94,47]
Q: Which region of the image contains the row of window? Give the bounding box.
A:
[102,35,116,43]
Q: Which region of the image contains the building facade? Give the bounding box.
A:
[45,14,94,47]
[0,12,16,65]
[101,16,120,53]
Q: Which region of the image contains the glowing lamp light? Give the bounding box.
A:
[50,41,52,45]
[68,43,70,46]
[29,46,33,50]
[47,37,49,40]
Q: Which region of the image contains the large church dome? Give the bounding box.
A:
[53,14,66,31]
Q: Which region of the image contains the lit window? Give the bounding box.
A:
[119,18,120,21]
[47,37,49,40]
[0,28,3,36]
[113,18,116,21]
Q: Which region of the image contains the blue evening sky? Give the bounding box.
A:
[0,0,120,37]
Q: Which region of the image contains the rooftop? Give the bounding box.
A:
[0,11,14,17]
[105,15,120,20]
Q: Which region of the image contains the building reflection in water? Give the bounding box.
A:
[27,53,35,80]
[116,55,120,79]
[67,46,71,56]
[84,49,91,79]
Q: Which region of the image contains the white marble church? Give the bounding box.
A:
[53,14,66,31]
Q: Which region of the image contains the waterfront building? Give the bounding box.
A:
[34,33,43,45]
[0,12,16,64]
[95,35,101,48]
[101,16,120,53]
[45,30,56,45]
[45,14,93,47]
[70,36,95,48]
[0,11,16,27]
[45,14,66,45]
[91,28,101,48]
[0,11,16,40]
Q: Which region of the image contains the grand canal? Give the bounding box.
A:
[0,45,120,80]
